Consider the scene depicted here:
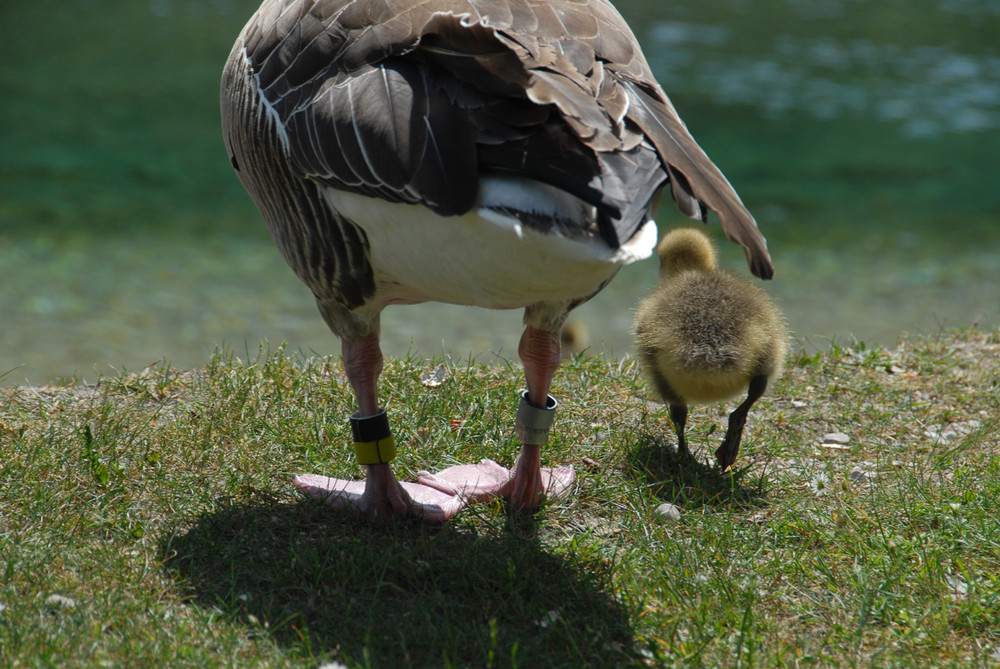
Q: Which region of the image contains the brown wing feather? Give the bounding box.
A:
[237,0,772,276]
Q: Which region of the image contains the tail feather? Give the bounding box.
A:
[666,165,705,222]
[626,84,774,279]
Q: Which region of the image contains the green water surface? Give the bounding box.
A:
[1,0,998,385]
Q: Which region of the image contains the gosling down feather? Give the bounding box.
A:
[221,0,773,520]
[634,227,786,470]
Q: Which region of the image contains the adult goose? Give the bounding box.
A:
[221,0,774,520]
[633,227,786,470]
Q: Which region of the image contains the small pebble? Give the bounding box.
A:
[45,594,77,610]
[537,610,560,628]
[926,426,959,442]
[655,502,682,523]
[822,432,850,445]
[848,468,875,483]
[945,573,969,601]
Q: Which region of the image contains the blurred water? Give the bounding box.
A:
[1,0,998,385]
[648,22,1000,137]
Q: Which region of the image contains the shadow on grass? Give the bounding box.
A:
[161,490,637,667]
[625,433,769,511]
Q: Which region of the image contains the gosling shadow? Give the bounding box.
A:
[161,489,637,666]
[625,433,768,511]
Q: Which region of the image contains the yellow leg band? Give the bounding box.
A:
[354,435,397,465]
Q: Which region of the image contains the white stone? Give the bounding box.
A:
[45,594,77,609]
[655,502,682,522]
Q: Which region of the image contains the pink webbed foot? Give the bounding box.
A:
[505,445,575,512]
[417,459,511,503]
[293,470,468,522]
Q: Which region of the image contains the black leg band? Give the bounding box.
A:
[350,408,392,442]
[350,408,396,465]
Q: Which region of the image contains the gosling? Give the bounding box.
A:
[561,319,590,358]
[633,227,787,470]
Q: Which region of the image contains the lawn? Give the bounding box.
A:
[2,328,999,667]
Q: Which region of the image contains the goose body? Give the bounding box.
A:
[222,0,773,519]
[634,227,786,469]
[320,183,657,311]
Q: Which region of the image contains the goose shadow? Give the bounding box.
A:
[161,490,637,666]
[624,432,769,511]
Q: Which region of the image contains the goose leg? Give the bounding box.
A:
[294,333,506,521]
[715,373,768,471]
[505,325,575,511]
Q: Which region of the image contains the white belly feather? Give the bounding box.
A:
[321,176,658,309]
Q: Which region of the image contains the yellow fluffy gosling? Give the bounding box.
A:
[633,227,787,469]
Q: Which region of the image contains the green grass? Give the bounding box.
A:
[2,328,1000,667]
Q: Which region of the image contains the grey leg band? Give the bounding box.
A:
[515,391,558,445]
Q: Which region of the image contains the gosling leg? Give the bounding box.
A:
[669,403,691,459]
[716,374,768,470]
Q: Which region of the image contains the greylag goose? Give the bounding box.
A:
[633,227,786,470]
[221,0,773,520]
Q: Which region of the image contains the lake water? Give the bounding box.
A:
[2,0,998,386]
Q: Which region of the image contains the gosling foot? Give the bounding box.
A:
[715,435,742,472]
